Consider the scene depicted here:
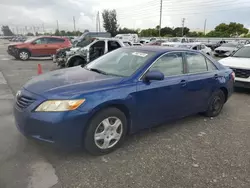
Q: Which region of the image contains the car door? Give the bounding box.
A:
[46,37,66,55]
[89,40,105,62]
[185,52,219,114]
[136,52,189,128]
[29,38,48,56]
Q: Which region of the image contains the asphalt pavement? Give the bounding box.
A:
[0,40,250,188]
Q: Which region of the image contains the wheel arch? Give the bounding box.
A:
[220,87,228,103]
[18,48,31,55]
[82,101,132,141]
[66,55,86,67]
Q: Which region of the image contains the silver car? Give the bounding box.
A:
[214,42,243,57]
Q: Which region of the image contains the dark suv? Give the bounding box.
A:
[7,36,72,60]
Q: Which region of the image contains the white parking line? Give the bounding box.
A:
[0,72,7,84]
[28,161,58,188]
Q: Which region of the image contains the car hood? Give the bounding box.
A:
[8,42,24,46]
[23,66,124,99]
[219,57,250,69]
[215,46,236,51]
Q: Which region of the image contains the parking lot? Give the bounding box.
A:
[0,39,250,188]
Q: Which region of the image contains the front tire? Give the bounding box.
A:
[18,50,30,61]
[204,90,225,117]
[84,108,127,155]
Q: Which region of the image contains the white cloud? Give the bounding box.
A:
[0,0,250,34]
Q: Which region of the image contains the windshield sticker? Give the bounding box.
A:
[132,52,148,57]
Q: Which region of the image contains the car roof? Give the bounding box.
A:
[38,36,68,39]
[123,46,193,53]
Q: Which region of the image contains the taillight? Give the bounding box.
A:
[231,72,235,81]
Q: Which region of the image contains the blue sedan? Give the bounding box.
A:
[14,47,234,155]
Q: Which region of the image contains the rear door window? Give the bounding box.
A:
[186,52,217,73]
[33,38,47,44]
[186,52,207,73]
[47,38,65,43]
[108,41,121,51]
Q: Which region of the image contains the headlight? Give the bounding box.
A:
[35,99,85,112]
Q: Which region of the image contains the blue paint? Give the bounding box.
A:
[13,47,234,149]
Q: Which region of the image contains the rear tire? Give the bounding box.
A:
[84,108,127,155]
[18,50,30,61]
[204,90,225,117]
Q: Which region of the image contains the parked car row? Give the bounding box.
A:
[219,44,250,88]
[7,36,72,60]
[9,36,27,42]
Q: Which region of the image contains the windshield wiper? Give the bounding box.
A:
[87,68,108,75]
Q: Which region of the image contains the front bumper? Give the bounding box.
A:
[7,47,18,57]
[234,80,250,89]
[13,88,90,149]
[214,51,231,57]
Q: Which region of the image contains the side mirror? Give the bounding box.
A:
[31,42,36,45]
[143,70,164,82]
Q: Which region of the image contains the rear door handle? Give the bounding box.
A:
[180,80,187,87]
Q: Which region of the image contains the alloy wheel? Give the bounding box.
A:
[19,52,29,60]
[94,117,123,149]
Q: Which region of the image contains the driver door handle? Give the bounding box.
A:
[180,80,187,87]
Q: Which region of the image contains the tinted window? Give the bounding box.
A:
[34,38,47,44]
[108,41,121,51]
[221,43,237,47]
[92,41,105,48]
[150,52,184,77]
[233,46,250,58]
[48,38,65,43]
[186,52,207,73]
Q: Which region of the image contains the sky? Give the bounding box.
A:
[0,0,250,34]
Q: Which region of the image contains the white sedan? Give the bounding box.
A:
[162,42,212,55]
[219,44,250,88]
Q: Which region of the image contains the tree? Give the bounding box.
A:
[187,31,205,37]
[1,25,14,36]
[206,22,249,37]
[118,27,138,34]
[26,32,34,36]
[160,27,174,37]
[172,27,190,37]
[60,30,66,36]
[140,28,158,37]
[55,29,60,36]
[102,9,119,37]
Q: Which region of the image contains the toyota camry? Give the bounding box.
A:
[14,46,234,155]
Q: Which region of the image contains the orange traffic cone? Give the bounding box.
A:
[37,64,42,75]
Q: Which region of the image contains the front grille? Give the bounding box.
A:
[231,68,250,78]
[215,50,226,54]
[16,95,35,109]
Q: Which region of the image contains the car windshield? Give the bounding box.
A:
[233,46,250,58]
[85,48,156,77]
[178,45,192,49]
[221,43,237,47]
